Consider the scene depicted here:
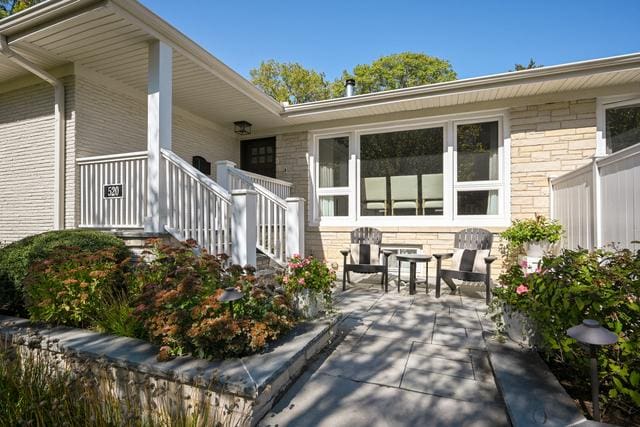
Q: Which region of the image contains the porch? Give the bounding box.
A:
[76,149,303,267]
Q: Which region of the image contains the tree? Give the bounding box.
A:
[335,52,457,97]
[251,52,457,104]
[0,0,41,18]
[250,60,331,104]
[512,58,542,71]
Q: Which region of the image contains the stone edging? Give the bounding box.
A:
[0,313,342,425]
[487,340,617,427]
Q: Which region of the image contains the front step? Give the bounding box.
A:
[108,230,174,262]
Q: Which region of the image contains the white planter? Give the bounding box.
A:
[294,289,325,319]
[503,304,539,348]
[525,240,551,258]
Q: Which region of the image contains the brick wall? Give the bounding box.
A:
[0,77,76,244]
[510,99,597,219]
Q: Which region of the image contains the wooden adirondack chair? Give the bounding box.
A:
[340,227,392,291]
[434,228,496,304]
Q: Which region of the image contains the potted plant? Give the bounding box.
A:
[500,214,563,257]
[279,254,335,319]
[491,264,540,348]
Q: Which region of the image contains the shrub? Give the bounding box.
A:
[500,214,563,246]
[493,247,640,414]
[0,230,129,316]
[132,240,295,360]
[23,246,130,328]
[279,254,336,306]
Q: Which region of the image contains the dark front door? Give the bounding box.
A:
[241,137,276,178]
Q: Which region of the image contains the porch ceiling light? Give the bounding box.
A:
[567,319,617,422]
[233,120,252,135]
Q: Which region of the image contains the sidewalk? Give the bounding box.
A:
[259,279,510,427]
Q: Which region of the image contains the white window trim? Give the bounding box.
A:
[308,110,511,228]
[596,94,640,156]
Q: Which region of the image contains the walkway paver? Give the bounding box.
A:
[260,279,510,427]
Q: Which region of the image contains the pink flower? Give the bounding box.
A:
[282,276,289,284]
[298,278,305,285]
[292,253,301,258]
[516,284,529,295]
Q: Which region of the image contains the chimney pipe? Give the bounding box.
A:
[345,79,356,97]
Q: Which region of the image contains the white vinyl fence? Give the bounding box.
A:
[551,143,640,250]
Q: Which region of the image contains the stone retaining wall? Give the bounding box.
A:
[0,315,339,426]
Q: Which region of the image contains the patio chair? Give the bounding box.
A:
[421,173,443,215]
[390,175,418,215]
[340,227,392,292]
[434,228,496,304]
[363,176,387,215]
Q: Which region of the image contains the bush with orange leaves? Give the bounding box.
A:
[132,240,295,360]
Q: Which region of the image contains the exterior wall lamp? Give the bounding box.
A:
[566,319,617,422]
[233,121,252,135]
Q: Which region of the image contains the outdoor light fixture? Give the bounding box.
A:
[567,319,617,422]
[218,287,244,317]
[233,120,252,135]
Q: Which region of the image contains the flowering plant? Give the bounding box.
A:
[279,254,336,307]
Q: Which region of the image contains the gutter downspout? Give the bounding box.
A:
[0,35,65,230]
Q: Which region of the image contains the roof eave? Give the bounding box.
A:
[282,52,640,116]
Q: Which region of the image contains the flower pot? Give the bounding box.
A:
[294,289,325,319]
[525,240,550,258]
[503,304,539,348]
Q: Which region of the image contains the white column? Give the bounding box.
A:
[145,40,173,233]
[231,189,257,266]
[216,160,236,191]
[286,197,305,258]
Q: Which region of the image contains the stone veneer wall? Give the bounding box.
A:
[510,99,597,219]
[274,99,598,279]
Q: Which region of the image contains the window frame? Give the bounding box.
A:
[308,110,511,227]
[597,94,640,156]
[453,117,504,219]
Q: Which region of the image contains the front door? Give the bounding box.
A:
[241,137,276,178]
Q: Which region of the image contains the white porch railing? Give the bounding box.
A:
[551,143,640,250]
[78,151,148,228]
[216,160,303,266]
[161,149,232,256]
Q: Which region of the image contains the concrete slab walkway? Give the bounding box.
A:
[260,279,510,427]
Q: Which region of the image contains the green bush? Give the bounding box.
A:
[493,247,640,414]
[132,240,295,360]
[23,246,130,328]
[0,230,129,316]
[500,214,563,246]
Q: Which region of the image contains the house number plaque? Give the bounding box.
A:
[103,184,123,199]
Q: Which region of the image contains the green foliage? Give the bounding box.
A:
[339,52,457,96]
[250,59,331,104]
[493,247,640,413]
[251,52,457,104]
[279,254,336,306]
[132,240,295,360]
[91,290,144,338]
[500,214,563,245]
[0,348,220,426]
[512,58,542,71]
[0,0,41,18]
[0,230,129,316]
[23,246,129,328]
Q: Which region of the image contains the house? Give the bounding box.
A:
[1,0,639,276]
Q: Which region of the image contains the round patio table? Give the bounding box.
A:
[396,254,432,295]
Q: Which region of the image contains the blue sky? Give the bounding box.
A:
[140,0,640,81]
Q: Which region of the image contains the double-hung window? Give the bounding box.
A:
[310,114,507,225]
[454,120,502,217]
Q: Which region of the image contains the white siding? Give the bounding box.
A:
[551,164,594,249]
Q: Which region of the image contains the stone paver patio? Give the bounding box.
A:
[260,278,510,427]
